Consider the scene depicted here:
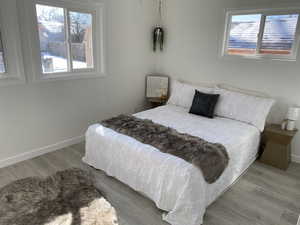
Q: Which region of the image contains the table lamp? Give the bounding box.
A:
[286,107,300,131]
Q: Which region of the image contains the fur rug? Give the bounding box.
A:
[0,168,118,225]
[102,114,229,184]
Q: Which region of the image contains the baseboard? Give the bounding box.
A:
[0,135,85,169]
[292,154,300,164]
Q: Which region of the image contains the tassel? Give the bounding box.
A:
[153,26,164,52]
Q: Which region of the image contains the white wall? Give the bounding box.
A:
[2,0,300,166]
[157,0,300,161]
[0,0,156,166]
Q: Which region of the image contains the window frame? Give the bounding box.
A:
[0,0,25,86]
[222,8,300,61]
[0,27,7,74]
[26,0,106,82]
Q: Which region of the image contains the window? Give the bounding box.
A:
[0,0,25,86]
[27,0,105,81]
[69,11,93,70]
[261,15,298,55]
[0,31,6,73]
[36,4,94,74]
[223,9,300,60]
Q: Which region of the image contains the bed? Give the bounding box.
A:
[83,103,262,225]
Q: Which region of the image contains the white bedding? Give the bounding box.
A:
[83,105,260,225]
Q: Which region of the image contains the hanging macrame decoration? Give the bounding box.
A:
[153,0,164,52]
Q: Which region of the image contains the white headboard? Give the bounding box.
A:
[173,79,271,98]
[217,83,271,98]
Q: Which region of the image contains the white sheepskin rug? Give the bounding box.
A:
[0,168,118,225]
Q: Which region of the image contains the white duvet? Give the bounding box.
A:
[83,105,260,225]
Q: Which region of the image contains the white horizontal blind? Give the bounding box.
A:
[224,9,300,60]
[260,14,299,55]
[228,14,261,55]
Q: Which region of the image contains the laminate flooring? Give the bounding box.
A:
[0,142,299,225]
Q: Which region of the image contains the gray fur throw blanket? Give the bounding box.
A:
[0,168,118,225]
[101,115,229,184]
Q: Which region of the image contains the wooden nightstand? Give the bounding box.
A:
[260,124,298,170]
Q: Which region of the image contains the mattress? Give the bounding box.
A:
[83,105,260,225]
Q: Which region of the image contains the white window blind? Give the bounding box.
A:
[260,15,299,55]
[223,9,300,60]
[228,14,261,55]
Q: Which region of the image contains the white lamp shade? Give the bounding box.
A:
[287,107,300,121]
[146,76,169,98]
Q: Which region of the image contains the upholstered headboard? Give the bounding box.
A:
[217,83,271,98]
[173,79,271,98]
[176,79,217,89]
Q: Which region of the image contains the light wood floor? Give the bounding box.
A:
[0,143,300,225]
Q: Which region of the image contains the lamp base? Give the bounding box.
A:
[286,120,296,131]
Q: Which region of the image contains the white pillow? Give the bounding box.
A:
[167,80,184,107]
[168,80,214,109]
[215,88,275,131]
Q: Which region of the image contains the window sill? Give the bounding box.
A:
[221,53,297,62]
[33,71,107,83]
[0,75,26,87]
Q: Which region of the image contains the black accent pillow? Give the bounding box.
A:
[189,90,220,119]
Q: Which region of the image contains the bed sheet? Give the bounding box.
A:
[83,105,260,225]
